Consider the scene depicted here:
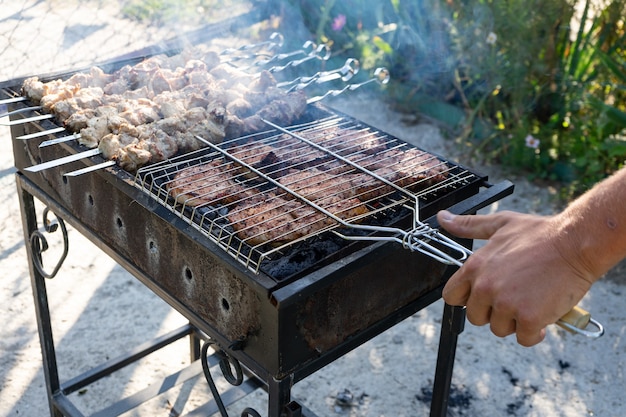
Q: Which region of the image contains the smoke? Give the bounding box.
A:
[272,0,469,92]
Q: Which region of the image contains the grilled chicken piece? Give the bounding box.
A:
[227,193,316,246]
[308,125,388,156]
[271,135,328,167]
[278,168,355,200]
[66,66,115,88]
[22,78,77,104]
[228,190,368,246]
[228,141,280,167]
[237,90,307,136]
[315,194,369,220]
[21,77,48,102]
[166,160,253,207]
[50,87,105,122]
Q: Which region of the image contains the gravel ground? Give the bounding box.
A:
[1,2,625,416]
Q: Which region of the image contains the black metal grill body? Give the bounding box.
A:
[4,59,513,415]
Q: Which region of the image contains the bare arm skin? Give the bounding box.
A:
[436,167,626,346]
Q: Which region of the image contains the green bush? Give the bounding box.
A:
[287,0,626,197]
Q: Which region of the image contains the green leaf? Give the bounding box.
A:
[587,96,626,128]
[597,49,626,84]
[372,35,393,55]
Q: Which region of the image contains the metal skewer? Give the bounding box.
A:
[17,127,67,140]
[227,40,314,68]
[24,148,102,172]
[0,113,54,126]
[64,160,116,177]
[277,58,360,91]
[0,105,43,118]
[249,40,320,68]
[0,96,28,105]
[264,43,331,74]
[39,133,81,147]
[306,67,390,104]
[219,32,284,55]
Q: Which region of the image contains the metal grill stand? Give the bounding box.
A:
[17,171,474,417]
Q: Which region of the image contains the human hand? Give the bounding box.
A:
[436,210,594,346]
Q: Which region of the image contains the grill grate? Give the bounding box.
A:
[134,114,478,273]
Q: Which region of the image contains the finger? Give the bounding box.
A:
[437,210,509,240]
[515,327,547,347]
[442,275,471,306]
[489,314,516,338]
[465,304,491,327]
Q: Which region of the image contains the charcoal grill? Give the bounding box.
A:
[2,22,514,417]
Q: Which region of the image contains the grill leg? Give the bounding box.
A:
[189,327,201,362]
[267,375,294,417]
[17,181,64,417]
[429,303,465,417]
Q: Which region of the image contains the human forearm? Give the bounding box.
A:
[555,166,626,282]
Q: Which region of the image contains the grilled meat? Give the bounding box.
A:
[20,49,307,171]
[165,122,449,245]
[166,159,253,207]
[226,193,319,246]
[278,168,355,200]
[308,125,388,155]
[226,192,367,247]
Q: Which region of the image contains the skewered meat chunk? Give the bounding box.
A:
[22,77,77,104]
[116,143,152,172]
[66,67,115,88]
[39,85,80,113]
[80,116,110,148]
[21,77,47,102]
[64,110,95,131]
[236,89,307,136]
[99,131,140,159]
[210,63,257,88]
[104,77,129,95]
[50,87,105,121]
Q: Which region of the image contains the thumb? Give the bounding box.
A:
[436,210,504,240]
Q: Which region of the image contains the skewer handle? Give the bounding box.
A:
[556,306,604,338]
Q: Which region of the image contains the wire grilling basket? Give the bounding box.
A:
[134,114,478,274]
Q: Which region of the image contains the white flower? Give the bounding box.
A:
[525,134,540,149]
[486,32,497,45]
